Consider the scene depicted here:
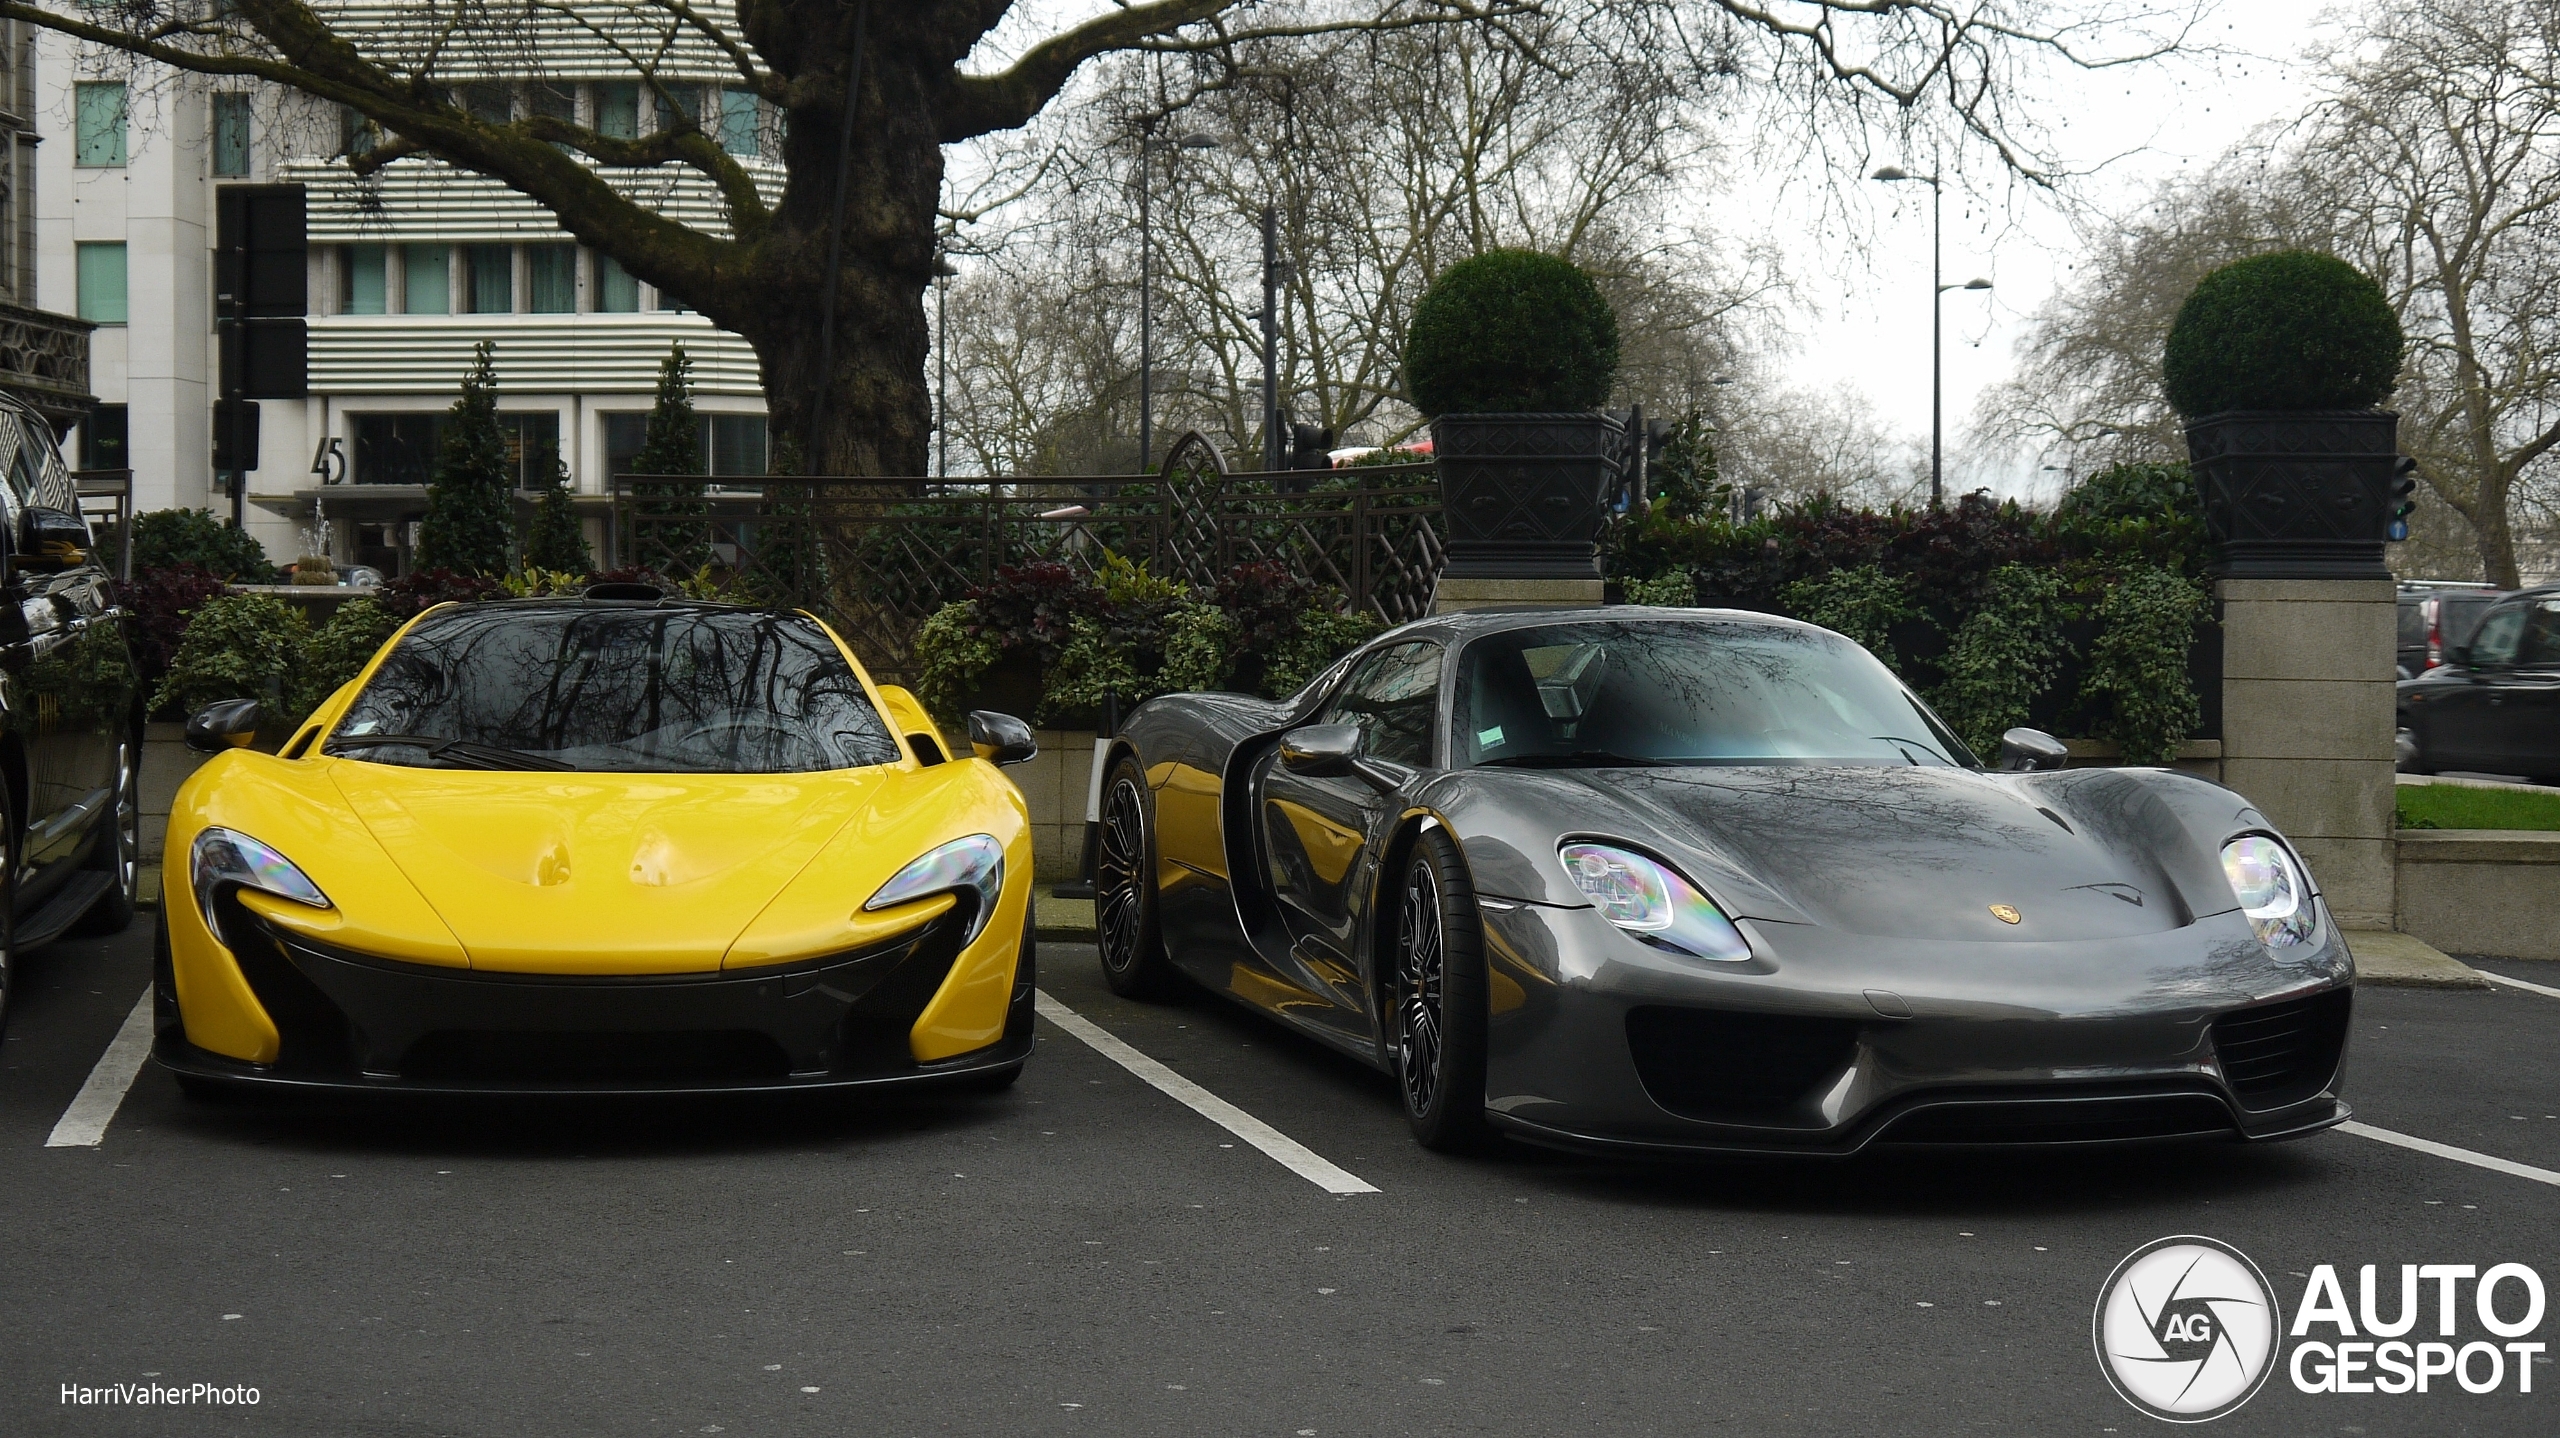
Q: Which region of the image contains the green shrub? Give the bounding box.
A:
[1264,608,1381,697]
[521,455,591,575]
[1403,249,1619,416]
[912,600,1000,722]
[2162,251,2403,416]
[1930,564,2072,759]
[292,598,404,720]
[415,340,516,575]
[118,508,277,582]
[2054,461,2199,526]
[1780,565,1916,669]
[1622,571,1698,607]
[1157,602,1241,692]
[151,592,307,721]
[2081,567,2207,765]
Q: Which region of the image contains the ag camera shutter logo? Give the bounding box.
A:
[2093,1236,2281,1422]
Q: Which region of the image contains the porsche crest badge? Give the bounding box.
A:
[1989,904,2023,925]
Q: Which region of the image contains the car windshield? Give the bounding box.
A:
[1453,619,1976,769]
[326,606,902,773]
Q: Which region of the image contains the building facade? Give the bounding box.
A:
[35,15,776,573]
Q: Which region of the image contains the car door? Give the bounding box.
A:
[2485,596,2560,780]
[2429,601,2527,770]
[1256,640,1442,1036]
[0,408,91,886]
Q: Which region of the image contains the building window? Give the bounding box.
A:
[719,88,759,156]
[341,244,388,314]
[499,412,562,486]
[340,104,378,158]
[527,244,576,313]
[75,243,127,323]
[75,82,128,168]
[212,93,252,177]
[79,405,128,470]
[597,252,639,312]
[462,83,512,126]
[604,412,649,480]
[708,414,767,476]
[596,82,639,141]
[530,82,574,150]
[653,83,701,136]
[404,244,450,315]
[353,413,446,485]
[466,243,512,314]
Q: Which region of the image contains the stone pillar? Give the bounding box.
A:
[2217,578,2398,930]
[1430,575,1603,614]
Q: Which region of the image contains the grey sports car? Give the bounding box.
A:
[1093,607,2353,1156]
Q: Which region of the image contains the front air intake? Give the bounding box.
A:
[2211,989,2352,1111]
[1625,1006,1862,1125]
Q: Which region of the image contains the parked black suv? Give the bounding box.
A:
[2396,584,2560,784]
[0,392,143,1038]
[2396,582,2504,679]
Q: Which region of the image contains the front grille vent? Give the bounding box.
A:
[2211,989,2352,1111]
[1878,1092,2235,1145]
[1625,1006,1861,1125]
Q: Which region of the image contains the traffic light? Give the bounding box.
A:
[2388,455,2418,542]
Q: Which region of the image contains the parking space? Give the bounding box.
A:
[5,924,2555,1435]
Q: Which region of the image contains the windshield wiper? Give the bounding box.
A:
[326,733,573,772]
[1476,750,1679,769]
[1868,735,1956,766]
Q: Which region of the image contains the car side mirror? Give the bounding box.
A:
[1995,727,2071,773]
[186,698,262,754]
[13,505,90,575]
[1279,723,1361,778]
[967,710,1037,766]
[2448,643,2472,668]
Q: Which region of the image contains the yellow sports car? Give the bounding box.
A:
[153,584,1040,1096]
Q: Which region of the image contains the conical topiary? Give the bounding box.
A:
[415,341,515,575]
[631,342,709,574]
[521,455,592,575]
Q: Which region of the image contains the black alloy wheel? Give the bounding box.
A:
[72,736,141,936]
[1094,759,1179,999]
[1392,828,1492,1151]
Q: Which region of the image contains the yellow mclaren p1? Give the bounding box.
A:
[153,584,1040,1096]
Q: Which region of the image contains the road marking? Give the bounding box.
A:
[46,991,154,1148]
[2339,1120,2560,1189]
[2476,968,2560,1001]
[1033,990,1379,1195]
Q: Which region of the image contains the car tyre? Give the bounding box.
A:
[2394,725,2433,775]
[1095,758,1180,1000]
[1392,828,1494,1153]
[71,733,141,937]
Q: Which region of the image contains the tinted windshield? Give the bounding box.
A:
[1453,619,1975,769]
[328,606,901,773]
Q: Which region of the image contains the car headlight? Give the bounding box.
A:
[1558,842,1751,962]
[191,827,331,947]
[2220,835,2316,948]
[864,834,1005,944]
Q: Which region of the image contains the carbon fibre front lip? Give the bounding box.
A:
[149,1029,1032,1097]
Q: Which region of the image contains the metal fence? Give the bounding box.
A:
[606,432,1445,681]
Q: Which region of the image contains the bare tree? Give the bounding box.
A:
[8,0,2195,476]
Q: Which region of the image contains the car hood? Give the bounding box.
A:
[326,761,893,973]
[1538,766,2193,942]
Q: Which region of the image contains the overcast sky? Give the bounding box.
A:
[976,2,2344,500]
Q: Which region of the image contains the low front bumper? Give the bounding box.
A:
[154,901,1035,1095]
[1476,898,2356,1156]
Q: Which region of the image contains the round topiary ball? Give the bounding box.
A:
[1403,249,1620,417]
[2162,250,2403,417]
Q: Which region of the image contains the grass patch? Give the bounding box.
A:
[2396,782,2560,832]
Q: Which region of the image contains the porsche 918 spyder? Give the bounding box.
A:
[155,588,1041,1095]
[1094,607,2354,1155]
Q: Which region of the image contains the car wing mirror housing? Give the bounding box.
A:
[11,505,89,576]
[967,710,1038,766]
[186,698,262,754]
[2448,643,2472,668]
[1996,727,2071,772]
[1279,723,1361,778]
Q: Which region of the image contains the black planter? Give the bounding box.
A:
[1430,411,1626,580]
[2185,410,2398,580]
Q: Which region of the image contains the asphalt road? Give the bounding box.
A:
[5,919,2556,1437]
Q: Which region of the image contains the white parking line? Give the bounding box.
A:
[2476,968,2560,1001]
[1033,990,1380,1195]
[2339,1120,2560,1189]
[46,992,155,1148]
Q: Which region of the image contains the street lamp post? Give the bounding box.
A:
[1137,129,1218,474]
[934,252,958,479]
[1870,166,1990,510]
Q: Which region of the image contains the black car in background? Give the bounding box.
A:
[0,393,145,1037]
[2396,585,2560,785]
[2397,582,2505,679]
